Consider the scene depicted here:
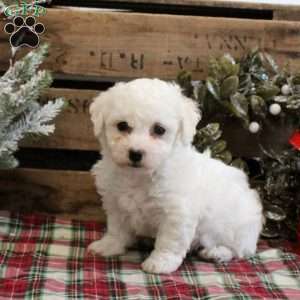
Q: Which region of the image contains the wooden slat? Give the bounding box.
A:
[83,0,300,21]
[60,0,300,10]
[273,9,300,21]
[0,168,105,221]
[1,8,300,80]
[18,87,292,156]
[21,88,100,150]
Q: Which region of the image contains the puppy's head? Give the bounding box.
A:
[90,78,200,171]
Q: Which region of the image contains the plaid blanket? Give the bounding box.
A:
[0,212,299,299]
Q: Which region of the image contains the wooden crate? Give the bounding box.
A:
[0,0,300,220]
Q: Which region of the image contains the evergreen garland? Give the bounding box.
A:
[177,49,300,240]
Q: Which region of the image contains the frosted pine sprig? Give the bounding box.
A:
[0,44,65,169]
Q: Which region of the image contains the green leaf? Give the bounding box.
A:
[208,57,222,79]
[264,205,286,222]
[220,75,239,99]
[220,55,239,77]
[196,84,207,104]
[211,140,227,155]
[177,70,193,97]
[250,95,266,116]
[273,74,287,87]
[215,150,232,164]
[293,85,300,94]
[250,49,263,67]
[286,96,300,109]
[256,83,280,99]
[291,74,300,85]
[274,95,288,103]
[231,158,249,173]
[239,74,252,94]
[230,92,249,121]
[194,123,224,153]
[201,123,221,138]
[264,53,279,73]
[206,77,220,101]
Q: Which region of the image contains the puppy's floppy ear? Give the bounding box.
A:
[179,96,201,145]
[89,92,106,138]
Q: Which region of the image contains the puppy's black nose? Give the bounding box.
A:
[129,149,143,163]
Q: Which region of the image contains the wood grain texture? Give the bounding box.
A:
[21,88,100,150]
[1,8,300,80]
[273,9,300,21]
[81,0,300,10]
[0,168,105,221]
[16,87,292,157]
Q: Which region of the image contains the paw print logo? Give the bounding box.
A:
[4,16,45,48]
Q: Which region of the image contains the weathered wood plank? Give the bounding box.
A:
[59,0,300,10]
[17,87,292,157]
[273,9,300,21]
[80,0,300,21]
[1,8,300,80]
[0,168,105,221]
[21,88,100,150]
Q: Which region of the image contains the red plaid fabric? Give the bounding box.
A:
[0,211,299,299]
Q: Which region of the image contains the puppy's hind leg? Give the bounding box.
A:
[197,233,233,262]
[234,219,263,259]
[198,246,234,262]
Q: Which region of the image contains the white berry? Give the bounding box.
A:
[269,103,281,115]
[249,122,260,133]
[281,84,291,95]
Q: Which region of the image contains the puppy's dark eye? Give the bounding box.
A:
[152,124,166,136]
[117,121,131,132]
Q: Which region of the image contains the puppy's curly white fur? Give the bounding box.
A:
[88,78,263,274]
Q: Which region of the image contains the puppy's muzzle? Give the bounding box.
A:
[128,149,143,166]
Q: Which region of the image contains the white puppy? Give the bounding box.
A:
[88,78,263,274]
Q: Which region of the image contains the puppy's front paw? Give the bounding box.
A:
[87,235,126,257]
[142,251,183,274]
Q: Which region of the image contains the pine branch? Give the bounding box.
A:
[0,44,65,170]
[26,98,65,135]
[1,44,49,84]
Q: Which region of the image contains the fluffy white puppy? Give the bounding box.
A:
[88,78,263,274]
